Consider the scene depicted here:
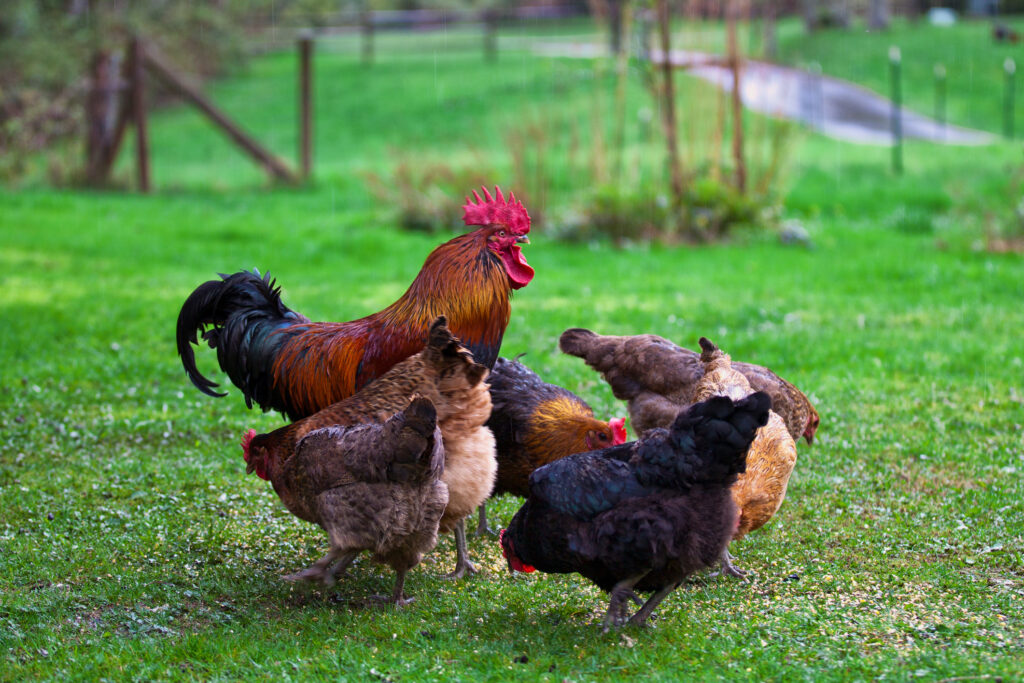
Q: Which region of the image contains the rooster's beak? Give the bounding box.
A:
[515,235,530,244]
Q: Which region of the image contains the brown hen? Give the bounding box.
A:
[692,337,798,578]
[245,316,496,580]
[559,328,819,444]
[243,397,447,604]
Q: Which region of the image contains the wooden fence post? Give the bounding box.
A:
[656,0,685,209]
[130,38,152,193]
[85,50,110,183]
[298,34,313,179]
[141,43,296,183]
[727,0,747,194]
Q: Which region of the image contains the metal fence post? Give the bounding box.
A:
[1005,58,1016,140]
[934,63,946,141]
[889,46,902,176]
[298,33,313,179]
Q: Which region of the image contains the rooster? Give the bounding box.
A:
[559,328,819,445]
[693,337,798,578]
[244,317,495,579]
[245,397,447,605]
[500,393,771,630]
[177,186,532,421]
[476,355,627,535]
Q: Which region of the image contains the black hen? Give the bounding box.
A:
[500,392,771,629]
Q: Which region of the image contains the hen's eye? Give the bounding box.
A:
[498,230,506,237]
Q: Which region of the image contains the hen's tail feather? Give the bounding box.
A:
[558,328,600,360]
[176,270,308,411]
[685,392,771,484]
[636,392,770,490]
[384,397,444,484]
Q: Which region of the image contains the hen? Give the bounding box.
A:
[559,328,819,444]
[177,186,532,421]
[244,396,447,605]
[500,392,770,630]
[244,317,495,579]
[476,356,627,534]
[693,337,798,577]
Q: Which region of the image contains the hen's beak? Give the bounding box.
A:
[515,235,530,244]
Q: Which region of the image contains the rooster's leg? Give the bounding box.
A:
[444,520,479,580]
[602,574,646,632]
[474,503,496,537]
[626,582,679,627]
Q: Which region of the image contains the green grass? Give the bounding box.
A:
[3,22,1024,681]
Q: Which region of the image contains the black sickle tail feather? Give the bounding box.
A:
[175,270,308,411]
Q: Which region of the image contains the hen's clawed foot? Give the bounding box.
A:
[602,575,646,632]
[444,557,479,580]
[626,583,678,627]
[474,504,497,537]
[710,549,749,581]
[368,594,415,608]
[284,549,357,586]
[444,520,480,580]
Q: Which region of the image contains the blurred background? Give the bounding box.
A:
[2,0,1023,248]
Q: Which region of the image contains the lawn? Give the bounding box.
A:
[2,19,1023,682]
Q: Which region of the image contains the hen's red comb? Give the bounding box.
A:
[462,185,531,235]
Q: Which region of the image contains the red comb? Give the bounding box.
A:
[241,428,256,463]
[462,185,531,235]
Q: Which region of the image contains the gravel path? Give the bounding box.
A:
[534,42,996,146]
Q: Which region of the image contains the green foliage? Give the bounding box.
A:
[557,177,770,244]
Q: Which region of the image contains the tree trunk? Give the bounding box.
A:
[655,0,685,207]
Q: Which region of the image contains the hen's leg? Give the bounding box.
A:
[627,582,679,627]
[602,574,646,633]
[369,568,414,607]
[389,568,414,606]
[444,520,478,579]
[322,550,359,586]
[284,548,348,584]
[712,548,748,579]
[474,503,496,537]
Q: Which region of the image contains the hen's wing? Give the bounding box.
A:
[486,357,544,453]
[559,329,704,400]
[527,443,650,520]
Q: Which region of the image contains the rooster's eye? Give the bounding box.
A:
[498,230,506,237]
